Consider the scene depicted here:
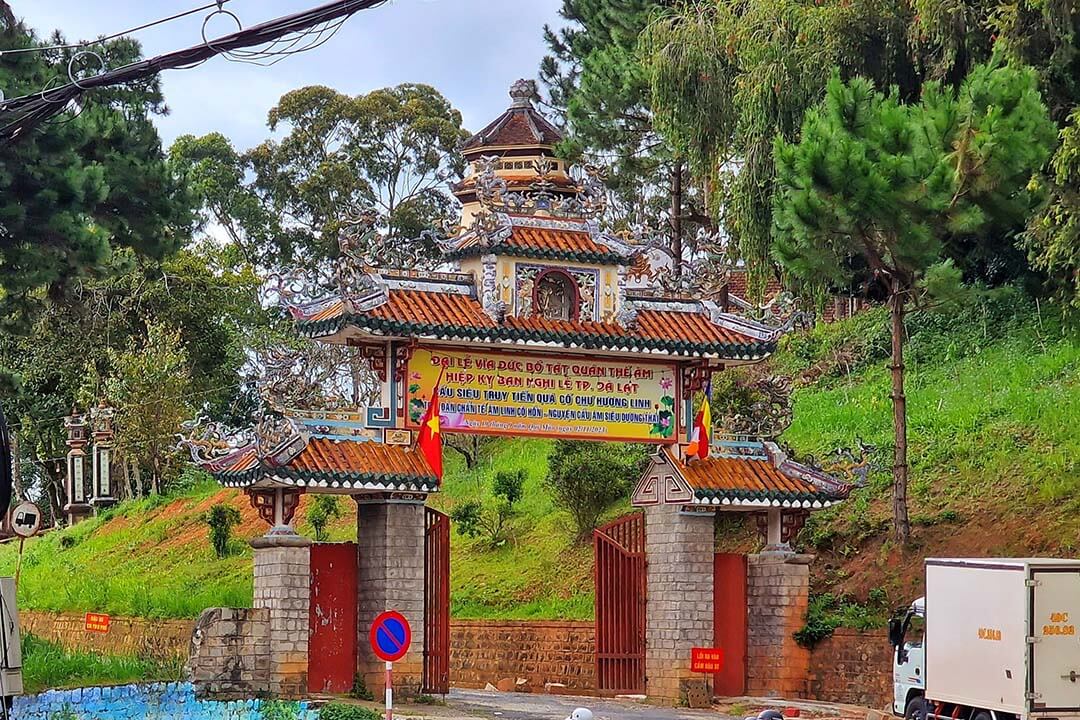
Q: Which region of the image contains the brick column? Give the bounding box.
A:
[644,503,714,704]
[746,552,812,697]
[356,498,426,696]
[251,534,311,698]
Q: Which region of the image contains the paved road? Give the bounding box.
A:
[441,688,734,720]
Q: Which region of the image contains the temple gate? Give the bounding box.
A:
[177,79,850,703]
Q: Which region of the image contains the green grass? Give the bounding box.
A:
[779,293,1079,558]
[429,439,597,620]
[21,633,183,694]
[0,479,253,619]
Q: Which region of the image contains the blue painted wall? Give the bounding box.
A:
[12,682,320,720]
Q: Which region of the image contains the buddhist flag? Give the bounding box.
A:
[417,378,444,480]
[685,381,712,460]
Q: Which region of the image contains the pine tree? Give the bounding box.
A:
[772,63,1056,543]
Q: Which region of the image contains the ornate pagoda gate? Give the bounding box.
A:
[177,80,846,703]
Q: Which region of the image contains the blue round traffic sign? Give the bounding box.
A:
[370,610,411,663]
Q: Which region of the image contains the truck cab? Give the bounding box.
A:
[891,597,926,719]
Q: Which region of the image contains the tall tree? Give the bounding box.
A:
[642,0,916,295]
[0,17,192,328]
[1024,108,1080,309]
[772,63,1056,542]
[540,0,702,253]
[172,83,469,270]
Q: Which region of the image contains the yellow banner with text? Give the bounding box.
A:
[405,347,679,443]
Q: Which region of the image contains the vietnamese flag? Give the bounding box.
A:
[685,381,712,460]
[417,381,444,480]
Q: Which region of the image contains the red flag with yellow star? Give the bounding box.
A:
[417,381,443,480]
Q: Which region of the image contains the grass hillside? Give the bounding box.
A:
[0,438,598,620]
[719,290,1078,606]
[1,289,1074,624]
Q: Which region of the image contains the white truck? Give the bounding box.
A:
[890,558,1080,720]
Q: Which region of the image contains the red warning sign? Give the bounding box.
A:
[85,612,110,633]
[690,647,724,673]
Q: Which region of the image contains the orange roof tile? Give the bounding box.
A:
[289,437,434,478]
[212,436,438,489]
[635,310,762,347]
[297,288,774,357]
[366,290,496,328]
[505,226,615,257]
[658,446,850,505]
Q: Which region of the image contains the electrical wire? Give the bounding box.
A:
[0,0,391,142]
[0,1,235,56]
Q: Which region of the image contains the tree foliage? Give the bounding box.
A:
[172,83,469,270]
[1024,108,1080,309]
[205,503,242,559]
[450,469,525,549]
[307,495,343,542]
[545,441,648,540]
[0,19,192,328]
[772,62,1056,542]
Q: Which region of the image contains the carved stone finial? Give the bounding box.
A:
[509,79,536,108]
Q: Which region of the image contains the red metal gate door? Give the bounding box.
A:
[423,507,450,695]
[309,542,358,694]
[713,553,747,697]
[594,512,646,695]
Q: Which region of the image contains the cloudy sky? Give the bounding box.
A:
[14,0,565,150]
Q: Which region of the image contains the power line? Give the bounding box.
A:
[0,0,390,142]
[0,1,234,56]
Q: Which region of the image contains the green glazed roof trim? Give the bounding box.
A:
[296,314,777,360]
[443,243,625,265]
[692,486,845,503]
[213,464,438,489]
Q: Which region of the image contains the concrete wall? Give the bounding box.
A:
[12,682,318,720]
[450,620,595,692]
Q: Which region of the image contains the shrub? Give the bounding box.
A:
[319,703,381,720]
[307,495,343,542]
[545,441,648,540]
[349,673,374,701]
[793,592,890,648]
[205,503,241,558]
[450,469,526,548]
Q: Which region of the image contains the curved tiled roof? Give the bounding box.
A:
[211,436,438,491]
[659,446,850,507]
[462,105,563,154]
[446,224,625,264]
[296,289,776,360]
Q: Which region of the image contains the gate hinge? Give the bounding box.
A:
[1026,579,1040,587]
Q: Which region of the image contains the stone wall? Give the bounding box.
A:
[21,610,192,661]
[450,620,594,692]
[746,553,812,698]
[12,682,318,720]
[187,608,270,699]
[807,628,892,709]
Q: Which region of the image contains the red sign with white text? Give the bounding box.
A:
[85,612,110,633]
[690,647,724,673]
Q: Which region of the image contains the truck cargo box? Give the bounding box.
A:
[925,558,1080,716]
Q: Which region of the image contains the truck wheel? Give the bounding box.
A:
[905,697,927,720]
[972,712,992,720]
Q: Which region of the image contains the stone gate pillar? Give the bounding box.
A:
[249,487,311,699]
[644,503,715,704]
[355,496,426,696]
[746,552,812,697]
